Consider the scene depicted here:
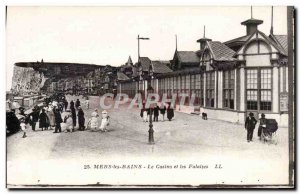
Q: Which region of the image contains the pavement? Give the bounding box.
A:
[6,95,290,186]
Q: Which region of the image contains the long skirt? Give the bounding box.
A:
[47,112,55,126]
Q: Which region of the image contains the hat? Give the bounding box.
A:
[102,110,108,114]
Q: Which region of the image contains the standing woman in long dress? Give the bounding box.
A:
[47,105,55,130]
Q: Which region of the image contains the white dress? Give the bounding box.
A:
[89,112,99,129]
[99,114,109,131]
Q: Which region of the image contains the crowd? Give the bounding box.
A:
[6,94,278,144]
[140,102,174,122]
[6,94,110,138]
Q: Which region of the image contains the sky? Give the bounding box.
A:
[6,6,288,90]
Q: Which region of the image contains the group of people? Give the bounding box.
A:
[140,103,174,122]
[244,112,277,143]
[7,94,110,138]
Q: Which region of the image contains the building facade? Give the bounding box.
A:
[118,16,290,127]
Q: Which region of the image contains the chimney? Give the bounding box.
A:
[197,25,212,50]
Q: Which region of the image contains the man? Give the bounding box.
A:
[160,104,166,121]
[75,99,81,109]
[64,99,68,111]
[70,100,75,110]
[245,112,257,142]
[54,108,62,133]
[30,106,40,131]
[153,105,160,122]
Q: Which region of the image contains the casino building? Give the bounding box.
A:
[117,12,291,127]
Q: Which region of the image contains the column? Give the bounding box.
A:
[218,71,223,108]
[285,66,288,92]
[214,70,218,108]
[203,73,207,107]
[280,66,284,92]
[273,64,279,112]
[234,69,237,110]
[240,65,245,111]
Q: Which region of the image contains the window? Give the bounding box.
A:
[206,72,215,107]
[246,68,272,111]
[223,70,235,109]
[260,69,272,110]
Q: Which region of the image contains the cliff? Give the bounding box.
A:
[11,66,47,95]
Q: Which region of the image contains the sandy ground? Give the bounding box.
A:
[6,95,290,186]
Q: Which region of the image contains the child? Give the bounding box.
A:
[88,109,99,131]
[99,110,110,132]
[63,109,74,132]
[20,117,27,138]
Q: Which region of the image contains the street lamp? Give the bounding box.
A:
[147,79,155,145]
[137,35,154,144]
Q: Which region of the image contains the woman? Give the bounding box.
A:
[258,113,266,140]
[77,106,85,131]
[166,103,174,121]
[47,105,55,130]
[39,109,49,131]
[71,107,77,129]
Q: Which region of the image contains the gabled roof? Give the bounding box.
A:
[151,61,173,74]
[235,30,287,56]
[270,34,288,55]
[117,72,130,81]
[176,51,199,64]
[139,57,152,71]
[206,41,236,61]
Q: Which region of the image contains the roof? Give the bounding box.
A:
[156,67,203,78]
[177,51,199,64]
[151,61,173,74]
[206,41,236,61]
[272,35,288,54]
[224,35,251,46]
[241,18,263,25]
[234,31,288,57]
[139,57,152,71]
[126,56,133,65]
[117,72,130,81]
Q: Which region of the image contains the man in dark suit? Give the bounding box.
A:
[245,112,257,142]
[54,108,63,133]
[153,105,160,122]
